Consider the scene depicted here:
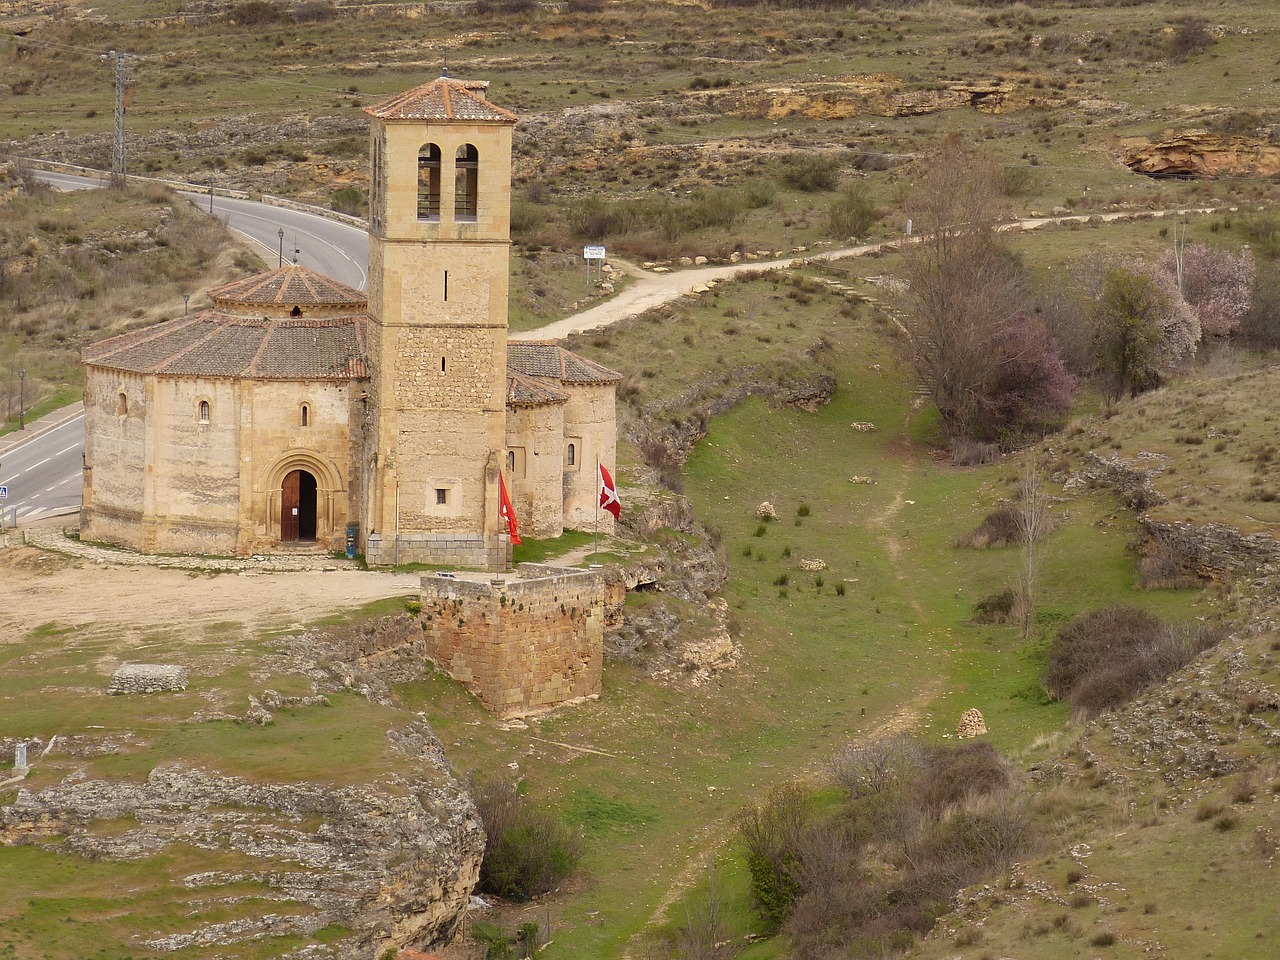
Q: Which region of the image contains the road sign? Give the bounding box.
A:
[0,485,7,499]
[583,245,606,261]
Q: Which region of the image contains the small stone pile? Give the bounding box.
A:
[957,708,988,739]
[850,422,877,433]
[755,501,779,520]
[108,664,189,695]
[797,558,827,571]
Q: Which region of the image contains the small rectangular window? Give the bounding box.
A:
[435,488,448,506]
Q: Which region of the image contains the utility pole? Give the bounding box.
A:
[106,50,135,187]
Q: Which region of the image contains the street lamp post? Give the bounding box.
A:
[18,368,25,430]
[183,293,190,316]
[278,228,285,268]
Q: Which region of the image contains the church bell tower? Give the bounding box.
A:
[362,75,518,567]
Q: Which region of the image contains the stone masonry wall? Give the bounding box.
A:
[420,565,605,717]
[506,402,566,539]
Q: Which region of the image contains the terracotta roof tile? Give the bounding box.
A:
[208,264,367,310]
[365,76,518,124]
[507,341,621,385]
[507,371,568,408]
[85,313,369,381]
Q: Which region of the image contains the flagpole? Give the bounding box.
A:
[594,456,600,562]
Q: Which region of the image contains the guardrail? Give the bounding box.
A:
[17,157,369,230]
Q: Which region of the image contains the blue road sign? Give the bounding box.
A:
[0,485,7,499]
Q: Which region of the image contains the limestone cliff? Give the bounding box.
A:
[1,720,484,959]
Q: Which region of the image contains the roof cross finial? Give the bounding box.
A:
[441,65,449,77]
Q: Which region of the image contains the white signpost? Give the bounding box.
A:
[583,245,606,286]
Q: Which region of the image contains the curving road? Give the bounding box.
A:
[4,173,1223,527]
[3,171,370,524]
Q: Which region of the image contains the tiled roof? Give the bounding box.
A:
[507,341,622,385]
[84,313,369,381]
[364,76,518,124]
[208,265,367,311]
[507,371,568,408]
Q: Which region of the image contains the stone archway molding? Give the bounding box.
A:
[259,448,346,495]
[257,448,348,548]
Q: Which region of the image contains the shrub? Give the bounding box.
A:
[1169,17,1213,61]
[329,186,365,216]
[738,782,814,927]
[779,152,841,193]
[918,742,1013,813]
[1046,607,1224,716]
[958,506,1023,548]
[469,776,583,900]
[229,0,280,25]
[1239,260,1280,350]
[824,182,880,239]
[1137,531,1206,589]
[972,588,1017,624]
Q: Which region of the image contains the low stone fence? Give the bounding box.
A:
[108,664,189,695]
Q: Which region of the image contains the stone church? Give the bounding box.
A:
[81,76,619,567]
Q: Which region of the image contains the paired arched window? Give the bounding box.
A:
[197,400,211,423]
[417,143,441,220]
[455,143,478,220]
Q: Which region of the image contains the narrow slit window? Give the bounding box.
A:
[417,143,441,220]
[507,450,515,473]
[566,442,576,466]
[443,270,448,302]
[301,403,310,427]
[115,392,128,416]
[454,144,478,220]
[441,356,446,373]
[198,400,211,423]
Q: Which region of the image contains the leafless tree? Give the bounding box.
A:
[1016,458,1050,640]
[899,141,1063,440]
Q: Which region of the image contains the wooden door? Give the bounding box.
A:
[281,470,300,541]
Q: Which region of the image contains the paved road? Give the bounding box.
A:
[0,412,84,525]
[38,170,369,290]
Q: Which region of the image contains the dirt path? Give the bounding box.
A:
[0,544,420,636]
[513,205,1224,344]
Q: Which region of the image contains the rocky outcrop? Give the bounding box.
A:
[0,721,484,958]
[697,74,1072,121]
[1139,518,1280,582]
[1121,132,1280,179]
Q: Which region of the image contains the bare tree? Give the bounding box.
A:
[672,861,731,960]
[899,140,1072,440]
[1015,458,1050,641]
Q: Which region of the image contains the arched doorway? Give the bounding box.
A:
[281,469,318,542]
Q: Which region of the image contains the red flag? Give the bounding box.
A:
[599,463,621,520]
[499,471,521,545]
